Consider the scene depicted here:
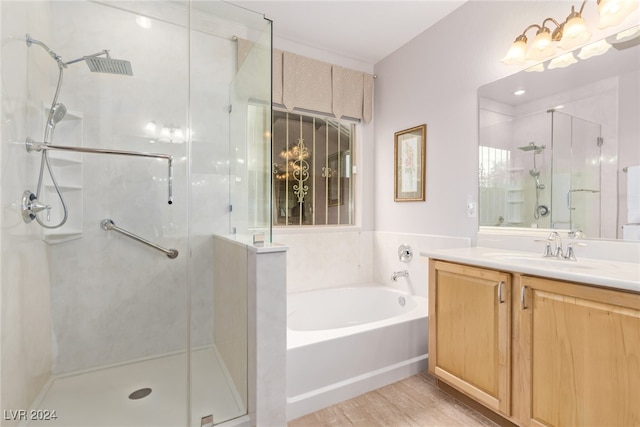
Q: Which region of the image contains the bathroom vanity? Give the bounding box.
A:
[425,247,640,427]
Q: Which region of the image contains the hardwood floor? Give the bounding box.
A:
[288,372,500,427]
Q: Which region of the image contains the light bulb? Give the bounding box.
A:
[560,15,591,49]
[527,29,555,61]
[502,38,527,65]
[144,121,157,133]
[136,16,152,29]
[598,0,639,28]
[578,39,612,60]
[548,52,577,69]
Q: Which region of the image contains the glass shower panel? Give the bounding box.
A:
[189,2,271,426]
[42,2,190,425]
[228,19,273,241]
[568,115,602,237]
[551,111,573,230]
[550,111,602,237]
[0,1,211,425]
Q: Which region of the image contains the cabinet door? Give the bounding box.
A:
[429,260,511,415]
[520,276,640,427]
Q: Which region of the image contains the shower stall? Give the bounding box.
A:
[1,1,272,426]
[479,108,604,237]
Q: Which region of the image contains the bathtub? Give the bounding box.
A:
[286,285,428,420]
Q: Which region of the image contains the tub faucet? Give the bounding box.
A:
[392,270,409,281]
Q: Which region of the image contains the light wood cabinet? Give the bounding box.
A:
[519,276,640,427]
[430,259,640,427]
[428,260,511,416]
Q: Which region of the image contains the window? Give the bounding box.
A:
[479,146,511,226]
[272,110,355,226]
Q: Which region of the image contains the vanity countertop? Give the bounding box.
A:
[421,246,640,294]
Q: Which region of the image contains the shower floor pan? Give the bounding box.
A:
[26,347,245,427]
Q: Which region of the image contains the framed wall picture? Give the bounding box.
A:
[394,124,426,202]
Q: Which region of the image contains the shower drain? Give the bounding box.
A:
[128,388,152,400]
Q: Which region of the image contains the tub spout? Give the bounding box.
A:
[391,270,409,281]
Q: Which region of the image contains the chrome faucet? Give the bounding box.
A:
[536,231,586,261]
[547,231,563,258]
[568,229,585,239]
[391,270,409,281]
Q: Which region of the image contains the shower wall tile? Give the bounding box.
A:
[213,236,248,409]
[213,235,288,426]
[274,230,373,293]
[1,0,54,418]
[248,244,287,427]
[50,234,191,374]
[274,229,469,299]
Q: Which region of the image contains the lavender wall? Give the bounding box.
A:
[372,1,631,242]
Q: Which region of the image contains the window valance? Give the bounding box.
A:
[238,39,374,123]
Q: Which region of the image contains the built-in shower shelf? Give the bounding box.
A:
[45,184,82,191]
[43,230,83,245]
[48,156,82,167]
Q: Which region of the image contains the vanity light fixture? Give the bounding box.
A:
[547,54,572,70]
[598,0,639,28]
[502,18,564,64]
[548,51,578,69]
[502,0,637,65]
[144,120,187,144]
[578,38,612,59]
[617,25,640,39]
[558,3,591,50]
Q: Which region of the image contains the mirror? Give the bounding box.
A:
[478,25,640,240]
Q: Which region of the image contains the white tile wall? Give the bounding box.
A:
[275,229,470,298]
[1,0,54,417]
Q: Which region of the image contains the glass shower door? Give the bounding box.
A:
[2,1,192,426]
[228,23,273,241]
[551,110,602,237]
[189,2,271,426]
[568,116,602,237]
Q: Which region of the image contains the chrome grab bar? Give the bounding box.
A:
[101,219,178,259]
[26,138,174,204]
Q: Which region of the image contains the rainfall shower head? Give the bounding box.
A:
[83,55,133,76]
[518,142,546,153]
[27,35,133,76]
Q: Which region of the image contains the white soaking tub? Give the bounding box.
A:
[286,285,428,420]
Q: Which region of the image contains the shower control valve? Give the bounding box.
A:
[21,190,51,223]
[398,244,413,263]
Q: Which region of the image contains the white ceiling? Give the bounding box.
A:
[226,1,467,64]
